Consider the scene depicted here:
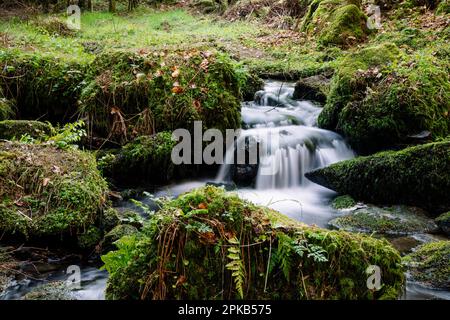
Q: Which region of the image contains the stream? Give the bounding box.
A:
[2,81,449,300]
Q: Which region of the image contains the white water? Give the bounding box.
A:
[215,81,354,226]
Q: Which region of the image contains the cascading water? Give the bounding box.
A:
[216,80,355,226]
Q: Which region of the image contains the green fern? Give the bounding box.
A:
[276,233,293,281]
[225,237,245,299]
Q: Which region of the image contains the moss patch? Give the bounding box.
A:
[403,241,450,289]
[331,195,356,209]
[80,49,243,145]
[302,0,369,47]
[318,43,450,152]
[99,132,177,187]
[0,120,53,140]
[0,142,108,240]
[306,140,450,214]
[102,186,404,300]
[435,212,450,235]
[329,205,438,235]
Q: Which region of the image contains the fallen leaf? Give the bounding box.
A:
[172,86,184,94]
[43,178,50,187]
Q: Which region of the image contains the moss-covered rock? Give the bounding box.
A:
[99,132,177,187]
[293,74,329,103]
[302,0,369,47]
[101,207,121,232]
[435,212,450,236]
[0,142,108,240]
[318,43,450,152]
[0,120,53,140]
[102,186,404,300]
[77,226,102,250]
[305,140,450,214]
[0,50,87,124]
[331,195,356,209]
[329,205,439,235]
[80,49,243,145]
[22,281,77,300]
[403,241,450,289]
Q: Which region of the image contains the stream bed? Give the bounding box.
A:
[2,81,448,300]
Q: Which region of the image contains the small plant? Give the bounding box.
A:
[47,120,86,150]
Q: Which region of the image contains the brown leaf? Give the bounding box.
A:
[43,178,50,187]
[198,202,207,209]
[172,86,184,94]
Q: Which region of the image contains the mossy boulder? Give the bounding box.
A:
[102,186,404,300]
[305,140,450,214]
[0,120,53,140]
[0,142,108,240]
[98,132,177,187]
[293,74,329,103]
[329,205,439,235]
[80,49,243,145]
[403,241,450,289]
[435,212,450,236]
[0,50,87,124]
[318,43,450,152]
[302,0,369,47]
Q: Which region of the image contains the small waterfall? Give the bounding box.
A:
[216,81,354,189]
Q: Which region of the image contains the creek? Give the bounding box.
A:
[1,80,448,300]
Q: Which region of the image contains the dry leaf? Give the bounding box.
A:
[43,178,50,187]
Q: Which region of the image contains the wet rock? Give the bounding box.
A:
[293,75,329,103]
[329,205,439,235]
[403,241,450,290]
[232,164,259,186]
[435,212,450,236]
[22,281,77,300]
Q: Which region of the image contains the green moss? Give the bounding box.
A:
[99,132,176,186]
[435,212,450,235]
[306,140,450,214]
[77,226,102,250]
[302,0,368,47]
[101,207,121,232]
[436,0,450,14]
[102,186,404,300]
[0,120,53,140]
[80,49,243,145]
[318,43,450,151]
[403,241,450,289]
[0,49,88,124]
[318,43,401,131]
[332,195,356,209]
[329,205,438,235]
[0,142,108,240]
[0,95,15,121]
